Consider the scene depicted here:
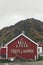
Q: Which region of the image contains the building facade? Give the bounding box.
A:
[0,33,39,60]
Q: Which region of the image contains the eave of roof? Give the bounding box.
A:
[5,33,38,47]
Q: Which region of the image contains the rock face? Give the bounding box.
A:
[0,18,43,45]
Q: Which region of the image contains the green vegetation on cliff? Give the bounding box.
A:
[0,18,43,46]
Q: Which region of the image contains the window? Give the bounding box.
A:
[26,44,28,47]
[24,44,25,47]
[1,54,6,58]
[38,48,40,52]
[25,41,28,47]
[18,41,19,44]
[17,40,28,48]
[16,45,18,48]
[19,44,21,47]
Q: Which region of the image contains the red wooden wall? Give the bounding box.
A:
[7,35,37,60]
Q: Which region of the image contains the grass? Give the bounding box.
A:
[0,59,35,63]
[38,56,43,60]
[0,59,14,63]
[0,56,43,63]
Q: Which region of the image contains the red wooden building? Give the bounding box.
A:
[0,33,39,60]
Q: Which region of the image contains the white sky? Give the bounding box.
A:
[0,0,43,29]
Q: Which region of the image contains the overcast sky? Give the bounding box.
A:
[0,0,43,29]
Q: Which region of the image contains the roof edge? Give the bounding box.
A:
[5,33,38,47]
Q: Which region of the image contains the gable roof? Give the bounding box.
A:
[5,33,38,47]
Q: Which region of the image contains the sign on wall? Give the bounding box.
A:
[11,49,33,54]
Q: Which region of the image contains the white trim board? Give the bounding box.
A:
[5,33,38,47]
[1,47,7,48]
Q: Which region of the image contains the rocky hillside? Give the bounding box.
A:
[0,18,43,46]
